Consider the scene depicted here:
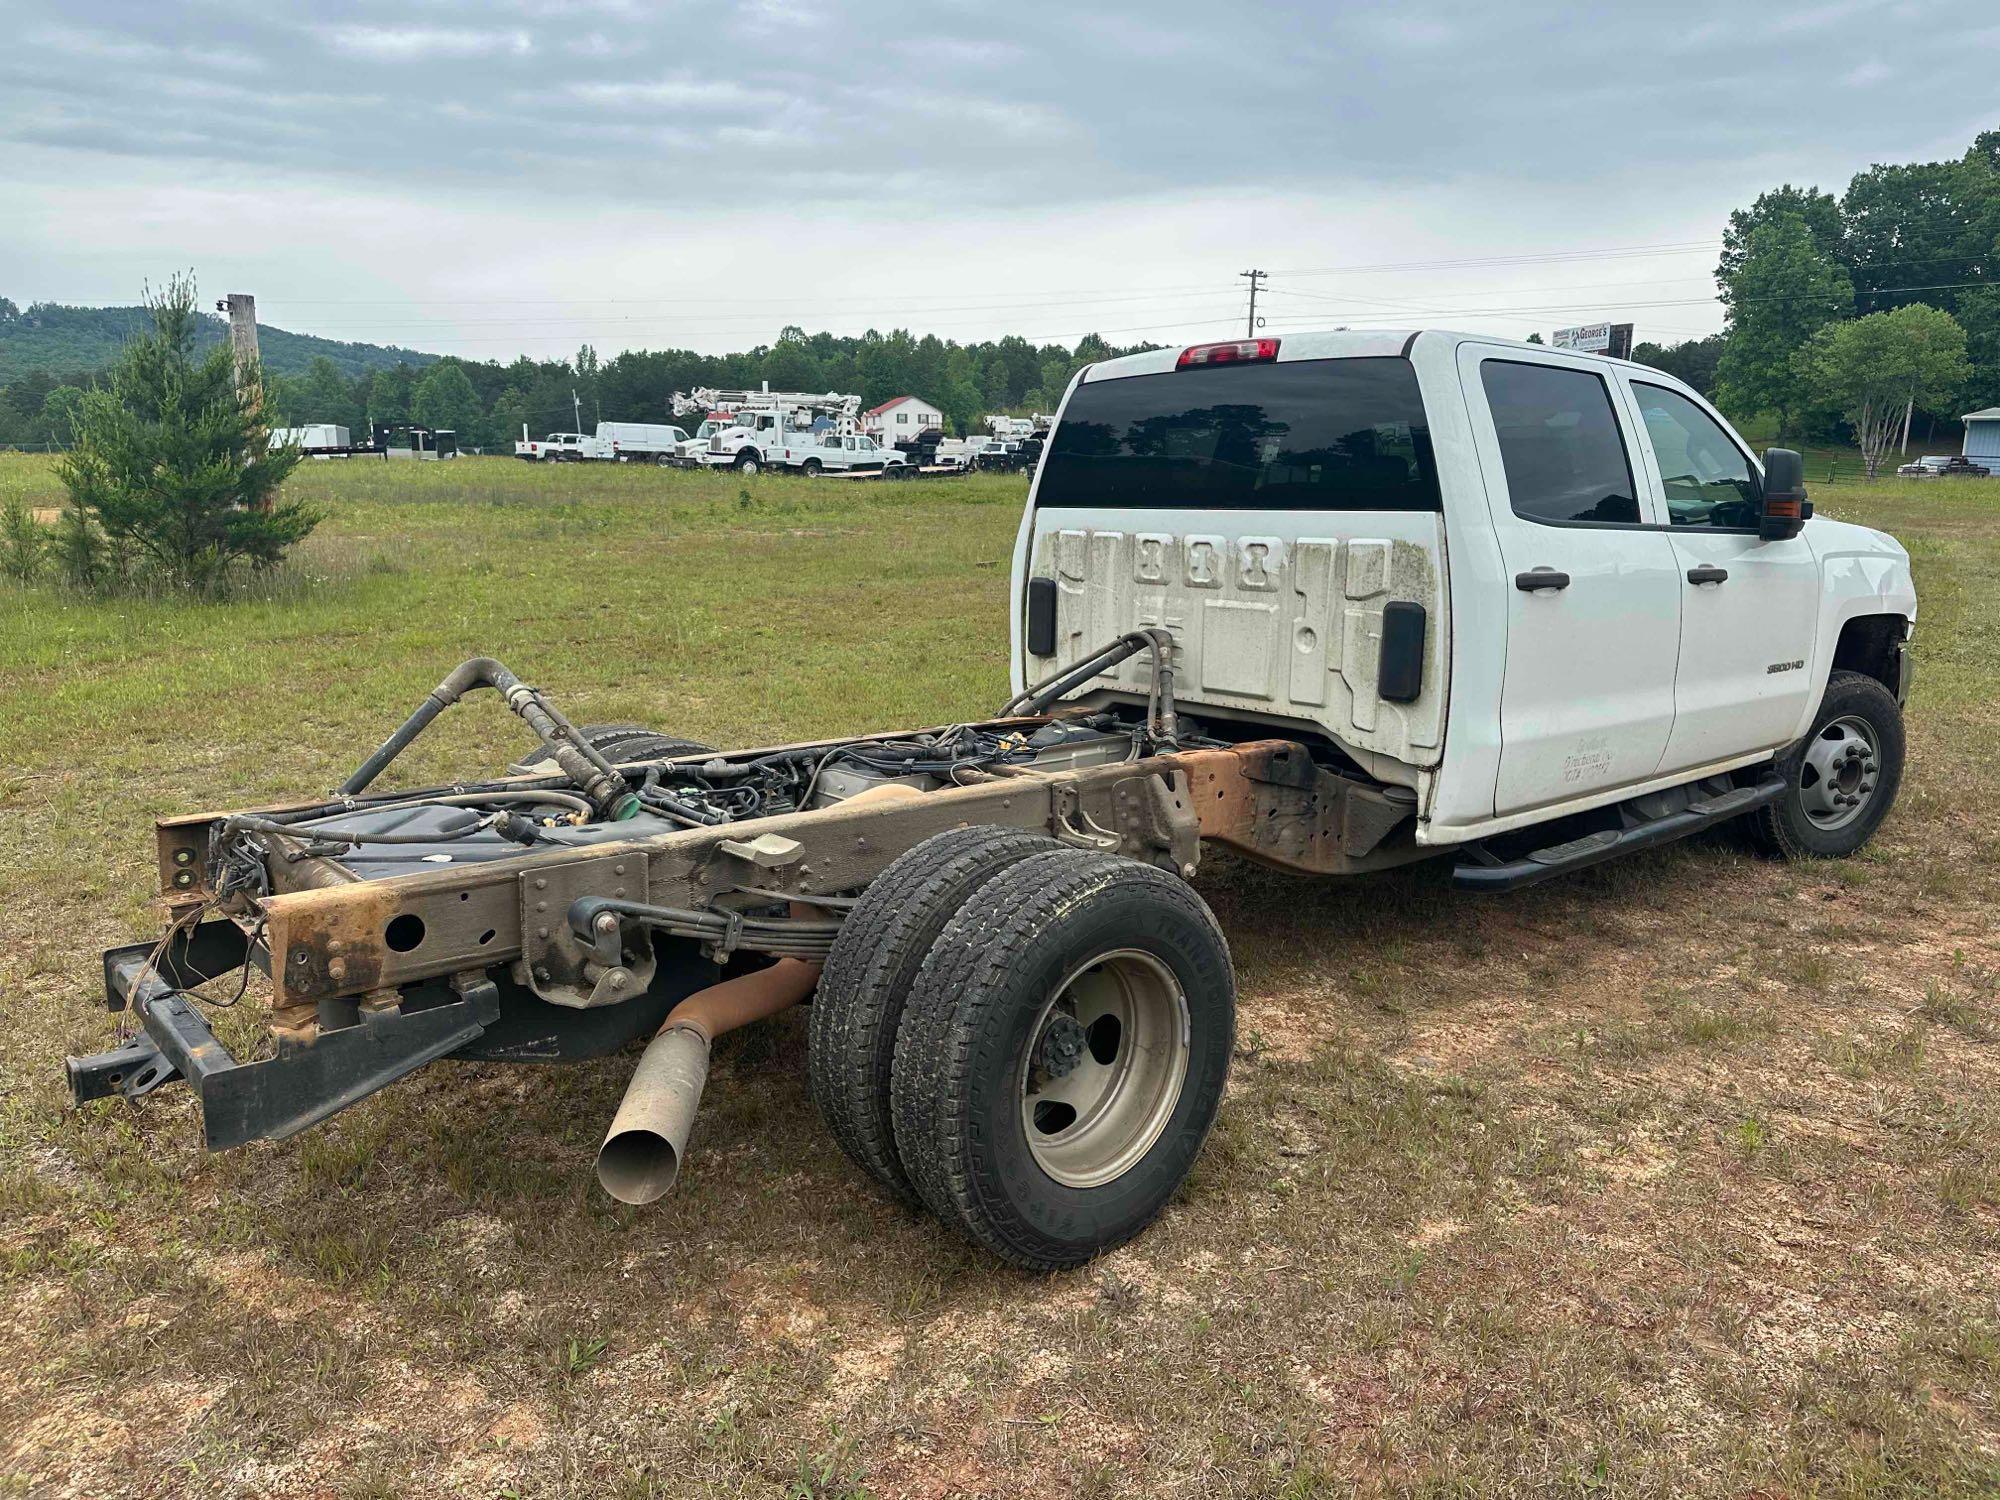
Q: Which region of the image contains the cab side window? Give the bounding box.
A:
[1480,360,1641,525]
[1631,382,1762,528]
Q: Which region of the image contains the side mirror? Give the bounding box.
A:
[1760,447,1810,540]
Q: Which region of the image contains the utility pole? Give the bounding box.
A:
[1239,269,1267,338]
[221,293,261,416]
[219,292,269,506]
[572,387,583,432]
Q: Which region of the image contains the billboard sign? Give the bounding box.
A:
[1552,323,1634,358]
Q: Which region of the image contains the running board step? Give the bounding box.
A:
[1453,773,1787,893]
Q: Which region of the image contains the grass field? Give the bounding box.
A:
[2,452,1997,1499]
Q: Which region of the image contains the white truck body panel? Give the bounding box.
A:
[596,422,690,460]
[270,424,349,450]
[1026,514,1447,783]
[1012,328,1917,850]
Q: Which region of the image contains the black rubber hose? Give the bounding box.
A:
[638,767,728,826]
[224,811,492,846]
[338,657,634,816]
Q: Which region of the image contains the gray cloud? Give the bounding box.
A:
[7,0,1991,207]
[3,0,1993,363]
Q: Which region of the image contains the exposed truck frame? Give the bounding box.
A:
[67,327,1916,1270]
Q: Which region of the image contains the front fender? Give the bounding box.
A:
[1800,518,1917,729]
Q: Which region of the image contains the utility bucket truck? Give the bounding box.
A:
[67,329,1915,1271]
[670,388,906,475]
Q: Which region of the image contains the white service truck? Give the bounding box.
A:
[671,388,906,475]
[70,327,1914,1273]
[597,422,695,465]
[514,430,611,463]
[1013,331,1912,866]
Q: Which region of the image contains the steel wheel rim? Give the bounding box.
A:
[1799,714,1881,831]
[1020,949,1190,1189]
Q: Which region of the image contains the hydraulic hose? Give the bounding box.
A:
[1002,628,1179,744]
[339,657,637,817]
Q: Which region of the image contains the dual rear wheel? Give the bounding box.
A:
[808,827,1235,1269]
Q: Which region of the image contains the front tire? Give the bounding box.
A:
[1748,669,1905,859]
[891,850,1235,1270]
[733,451,761,475]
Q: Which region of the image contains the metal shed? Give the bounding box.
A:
[1964,407,2000,465]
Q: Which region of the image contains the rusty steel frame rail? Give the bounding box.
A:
[149,731,1423,1040]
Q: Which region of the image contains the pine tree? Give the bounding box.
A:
[57,273,316,593]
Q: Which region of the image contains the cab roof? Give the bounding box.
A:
[1077,329,1661,383]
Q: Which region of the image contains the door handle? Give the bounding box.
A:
[1515,569,1570,592]
[1686,565,1729,586]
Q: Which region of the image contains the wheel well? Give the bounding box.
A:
[1831,614,1906,693]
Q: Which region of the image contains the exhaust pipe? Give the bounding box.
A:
[595,955,822,1205]
[596,1024,712,1204]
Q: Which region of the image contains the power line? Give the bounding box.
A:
[267,290,1242,334]
[1267,239,1723,276]
[1252,277,2000,328]
[263,279,1231,311]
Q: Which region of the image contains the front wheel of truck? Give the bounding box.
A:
[1747,669,1906,860]
[891,849,1235,1270]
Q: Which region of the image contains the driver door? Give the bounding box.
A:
[1617,377,1820,772]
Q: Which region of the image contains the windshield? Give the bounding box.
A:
[1038,357,1439,511]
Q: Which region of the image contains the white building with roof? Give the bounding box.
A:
[861,395,944,442]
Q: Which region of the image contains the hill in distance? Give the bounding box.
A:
[0,298,440,383]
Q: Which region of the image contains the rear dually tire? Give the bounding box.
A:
[891,849,1235,1270]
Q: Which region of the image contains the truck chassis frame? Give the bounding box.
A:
[67,639,1424,1156]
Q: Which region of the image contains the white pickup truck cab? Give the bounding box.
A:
[1012,330,1916,874]
[515,431,611,463]
[795,432,907,475]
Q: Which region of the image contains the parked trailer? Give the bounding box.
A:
[269,424,351,454]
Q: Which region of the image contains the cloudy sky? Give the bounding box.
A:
[3,0,1993,361]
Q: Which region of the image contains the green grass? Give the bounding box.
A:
[2,452,1998,1498]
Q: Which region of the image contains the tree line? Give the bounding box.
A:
[260,327,1144,451]
[1637,127,1998,470]
[0,324,1151,453]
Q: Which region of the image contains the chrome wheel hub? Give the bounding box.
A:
[1798,715,1880,831]
[1021,949,1190,1190]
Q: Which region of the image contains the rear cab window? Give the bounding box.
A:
[1478,360,1641,526]
[1037,357,1440,511]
